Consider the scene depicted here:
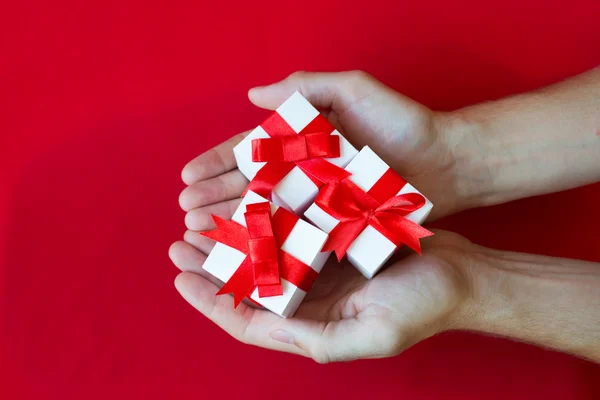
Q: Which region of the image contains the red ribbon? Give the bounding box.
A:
[316,178,434,261]
[201,202,319,307]
[245,112,351,198]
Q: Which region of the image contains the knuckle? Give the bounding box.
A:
[235,333,250,345]
[233,131,249,142]
[288,70,307,80]
[345,70,371,82]
[235,309,255,346]
[193,180,222,206]
[382,329,409,356]
[215,175,229,198]
[310,350,331,365]
[305,342,332,364]
[386,337,405,356]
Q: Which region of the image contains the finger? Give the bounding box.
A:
[168,241,221,287]
[183,229,217,254]
[173,264,376,363]
[179,170,247,212]
[325,110,344,133]
[171,242,262,309]
[184,198,242,231]
[175,272,307,356]
[248,71,382,112]
[181,132,249,185]
[174,272,390,362]
[274,315,396,363]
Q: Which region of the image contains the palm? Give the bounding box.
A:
[299,232,465,324]
[290,231,467,358]
[170,71,469,362]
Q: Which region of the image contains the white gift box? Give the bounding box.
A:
[304,146,433,279]
[202,190,330,318]
[233,91,358,214]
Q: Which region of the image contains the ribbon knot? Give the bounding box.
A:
[281,135,308,162]
[244,113,351,199]
[364,209,377,220]
[316,180,434,261]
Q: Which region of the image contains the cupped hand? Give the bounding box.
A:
[171,227,474,363]
[171,71,478,362]
[243,71,466,220]
[179,71,476,225]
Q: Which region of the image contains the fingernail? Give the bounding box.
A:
[270,329,295,344]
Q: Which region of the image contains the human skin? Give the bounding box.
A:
[169,68,600,363]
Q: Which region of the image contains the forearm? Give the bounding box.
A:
[455,246,600,362]
[446,66,600,209]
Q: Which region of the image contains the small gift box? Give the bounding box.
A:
[201,190,330,318]
[233,91,358,214]
[304,146,434,279]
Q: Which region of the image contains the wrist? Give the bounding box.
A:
[448,247,516,333]
[434,110,500,213]
[450,246,600,361]
[438,76,600,212]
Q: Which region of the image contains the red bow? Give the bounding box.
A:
[316,180,434,261]
[245,113,350,198]
[201,202,319,307]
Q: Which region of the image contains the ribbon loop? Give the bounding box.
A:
[377,192,426,215]
[305,132,340,158]
[247,111,348,198]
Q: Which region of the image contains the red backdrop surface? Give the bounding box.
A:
[1,1,600,398]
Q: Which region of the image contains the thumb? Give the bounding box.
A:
[272,317,396,363]
[248,70,382,112]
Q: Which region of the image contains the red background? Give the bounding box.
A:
[2,0,600,398]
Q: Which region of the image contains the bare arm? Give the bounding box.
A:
[455,246,600,362]
[441,67,600,362]
[448,66,600,209]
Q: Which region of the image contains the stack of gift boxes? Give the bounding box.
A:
[201,92,434,318]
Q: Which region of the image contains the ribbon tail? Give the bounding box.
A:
[199,215,249,254]
[297,159,351,185]
[398,221,434,255]
[244,162,295,199]
[216,258,255,308]
[377,192,426,214]
[371,217,434,255]
[257,284,283,298]
[322,219,367,261]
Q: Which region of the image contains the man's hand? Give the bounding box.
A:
[172,225,600,363]
[171,229,473,363]
[178,71,485,231]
